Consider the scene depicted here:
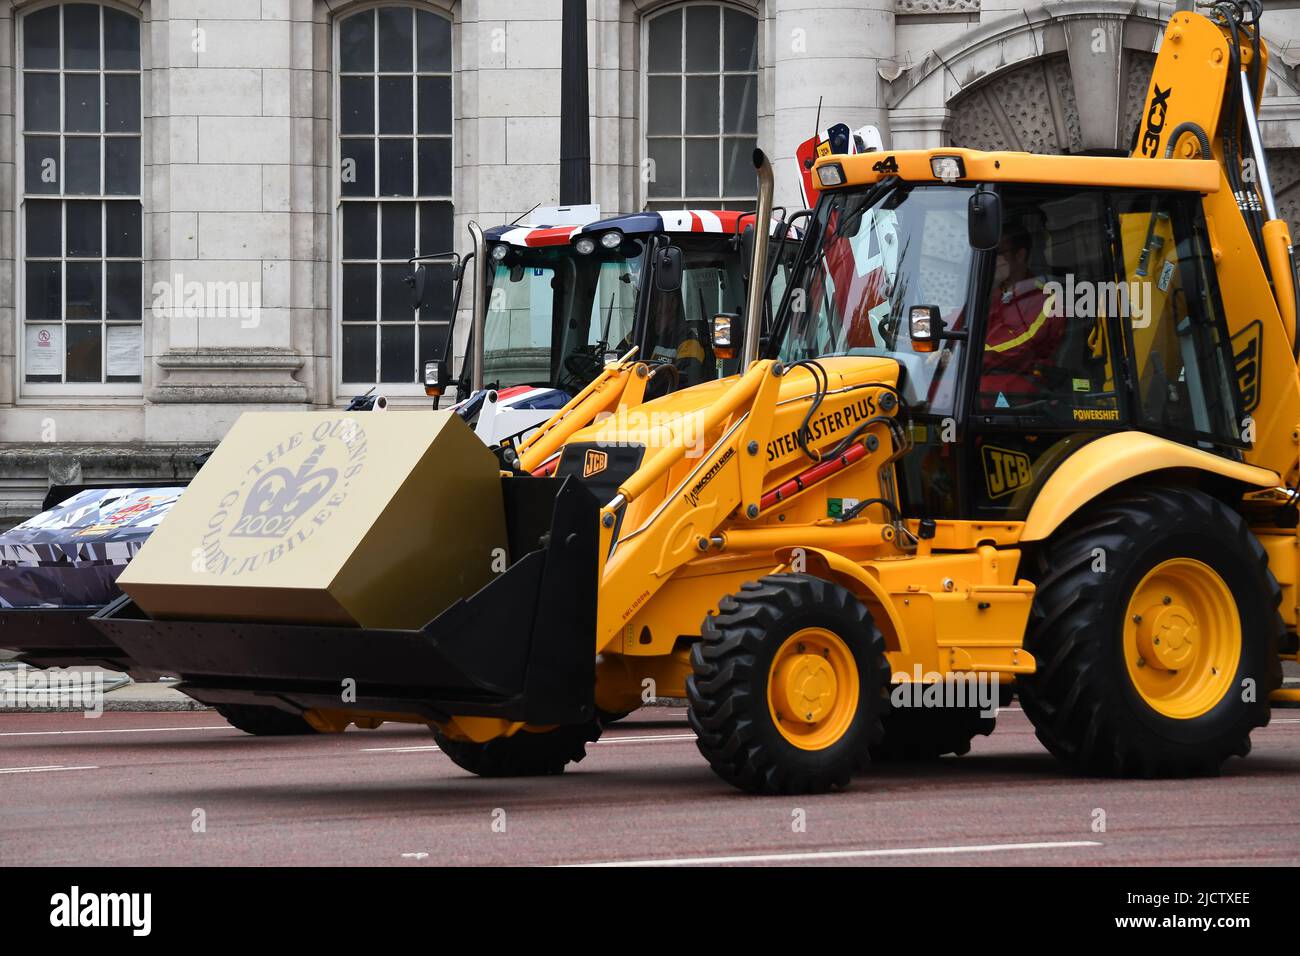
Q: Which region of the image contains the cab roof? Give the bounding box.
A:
[812,147,1222,194]
[486,209,778,248]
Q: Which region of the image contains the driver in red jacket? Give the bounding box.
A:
[981,227,1063,409]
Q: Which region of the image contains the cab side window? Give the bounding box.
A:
[976,188,1120,428]
[1112,192,1242,447]
[644,237,747,388]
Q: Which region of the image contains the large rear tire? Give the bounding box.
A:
[1019,485,1282,777]
[215,703,320,736]
[687,574,889,794]
[432,720,603,777]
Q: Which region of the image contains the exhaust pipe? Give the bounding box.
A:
[742,149,775,368]
[468,220,487,392]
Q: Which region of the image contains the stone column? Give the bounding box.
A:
[772,0,896,209]
[146,0,308,416]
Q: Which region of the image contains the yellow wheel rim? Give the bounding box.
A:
[767,627,860,750]
[1122,558,1240,720]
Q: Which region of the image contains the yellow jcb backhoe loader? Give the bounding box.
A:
[96,0,1298,793]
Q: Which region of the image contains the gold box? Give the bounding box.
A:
[118,410,508,628]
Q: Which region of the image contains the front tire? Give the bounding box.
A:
[1019,485,1282,777]
[432,721,602,777]
[687,574,889,794]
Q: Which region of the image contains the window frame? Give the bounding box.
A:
[1109,188,1247,454]
[16,0,145,399]
[332,2,456,400]
[640,1,760,211]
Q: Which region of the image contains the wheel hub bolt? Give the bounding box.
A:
[1163,595,1172,605]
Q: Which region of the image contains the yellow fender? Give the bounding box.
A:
[774,545,909,655]
[1020,432,1278,542]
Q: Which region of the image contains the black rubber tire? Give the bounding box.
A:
[432,720,602,777]
[687,574,890,794]
[215,703,320,736]
[1018,485,1283,777]
[870,704,996,762]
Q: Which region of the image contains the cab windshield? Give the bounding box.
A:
[777,184,974,414]
[482,239,645,393]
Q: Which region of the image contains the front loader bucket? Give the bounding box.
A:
[0,606,156,675]
[92,476,599,725]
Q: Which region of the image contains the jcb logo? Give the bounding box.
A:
[583,449,608,477]
[1140,84,1172,157]
[1232,320,1262,413]
[982,445,1033,500]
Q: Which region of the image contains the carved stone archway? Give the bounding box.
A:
[889,1,1300,237]
[948,51,1154,154]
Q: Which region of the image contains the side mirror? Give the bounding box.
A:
[909,305,943,354]
[968,189,1002,251]
[654,245,682,293]
[407,264,429,309]
[712,312,739,360]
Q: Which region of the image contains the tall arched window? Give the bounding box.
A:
[337,5,453,390]
[644,3,758,210]
[20,2,143,389]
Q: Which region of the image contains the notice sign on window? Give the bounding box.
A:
[107,325,143,377]
[25,325,61,376]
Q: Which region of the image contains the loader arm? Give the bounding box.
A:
[591,359,900,654]
[514,351,650,473]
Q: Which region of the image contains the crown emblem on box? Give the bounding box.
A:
[231,443,339,538]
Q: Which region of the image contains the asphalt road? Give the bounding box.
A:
[1,705,1297,867]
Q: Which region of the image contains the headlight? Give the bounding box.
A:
[600,230,622,249]
[424,361,440,387]
[930,156,966,181]
[574,236,596,255]
[712,314,733,348]
[815,163,845,188]
[490,243,508,261]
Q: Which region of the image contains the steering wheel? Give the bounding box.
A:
[563,346,606,384]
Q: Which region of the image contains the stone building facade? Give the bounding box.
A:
[0,0,1298,522]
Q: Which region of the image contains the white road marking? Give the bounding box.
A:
[0,764,98,774]
[566,839,1103,867]
[363,745,441,753]
[0,725,230,737]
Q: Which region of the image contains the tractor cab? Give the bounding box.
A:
[479,210,796,399]
[776,148,1247,522]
